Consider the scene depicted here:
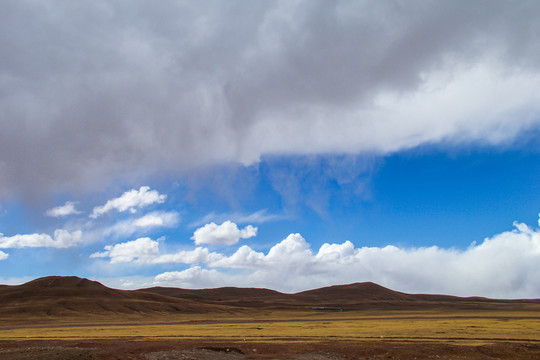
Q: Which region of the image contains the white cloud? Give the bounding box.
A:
[87,215,540,298]
[45,201,82,217]
[87,211,180,242]
[91,237,223,265]
[0,229,82,249]
[90,237,159,264]
[192,221,258,245]
[151,247,223,265]
[132,211,179,228]
[90,186,166,218]
[0,250,8,260]
[240,63,540,163]
[153,220,540,298]
[155,266,224,288]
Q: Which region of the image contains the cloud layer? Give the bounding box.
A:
[156,222,540,298]
[1,1,540,197]
[93,218,540,298]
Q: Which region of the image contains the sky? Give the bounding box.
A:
[1,0,539,298]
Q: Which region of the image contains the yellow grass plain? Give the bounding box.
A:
[2,309,539,345]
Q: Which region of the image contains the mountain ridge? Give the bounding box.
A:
[0,276,231,317]
[1,276,539,320]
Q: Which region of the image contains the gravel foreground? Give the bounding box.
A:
[1,340,539,360]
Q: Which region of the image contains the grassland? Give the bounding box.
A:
[1,309,539,345]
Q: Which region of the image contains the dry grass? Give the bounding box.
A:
[2,309,538,345]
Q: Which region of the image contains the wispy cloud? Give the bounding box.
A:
[90,187,166,219]
[0,250,8,260]
[151,247,222,265]
[45,201,82,217]
[191,210,282,227]
[96,211,180,239]
[132,211,178,227]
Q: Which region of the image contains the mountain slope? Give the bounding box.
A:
[137,282,414,308]
[137,286,289,308]
[0,276,228,318]
[2,276,539,320]
[138,281,540,310]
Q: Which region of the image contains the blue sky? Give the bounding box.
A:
[1,1,540,298]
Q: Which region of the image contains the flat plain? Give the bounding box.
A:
[0,277,539,359]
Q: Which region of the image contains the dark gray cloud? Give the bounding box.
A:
[1,0,540,199]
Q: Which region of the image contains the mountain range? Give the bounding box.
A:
[1,276,538,319]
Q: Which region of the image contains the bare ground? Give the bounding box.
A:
[1,339,539,360]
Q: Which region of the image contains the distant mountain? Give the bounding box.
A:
[0,276,228,318]
[137,286,288,308]
[138,281,540,310]
[293,282,410,301]
[1,276,538,320]
[136,282,413,308]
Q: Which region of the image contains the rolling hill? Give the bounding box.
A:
[139,281,538,310]
[0,276,229,318]
[1,276,538,321]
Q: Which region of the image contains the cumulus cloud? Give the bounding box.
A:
[45,201,82,217]
[192,221,258,245]
[0,230,82,249]
[0,250,8,260]
[88,215,540,298]
[90,186,166,218]
[2,1,540,198]
[90,237,159,264]
[152,220,540,298]
[91,237,222,265]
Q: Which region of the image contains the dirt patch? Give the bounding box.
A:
[145,348,246,360]
[144,348,345,360]
[0,346,100,360]
[0,340,539,360]
[291,351,346,360]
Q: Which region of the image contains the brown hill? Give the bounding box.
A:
[137,286,289,308]
[138,281,540,310]
[2,276,539,321]
[293,282,410,301]
[0,276,228,318]
[136,282,414,309]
